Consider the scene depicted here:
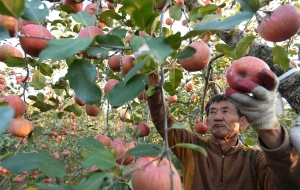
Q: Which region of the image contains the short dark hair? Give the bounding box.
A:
[205,94,244,118]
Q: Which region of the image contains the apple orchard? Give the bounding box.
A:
[0,0,300,189]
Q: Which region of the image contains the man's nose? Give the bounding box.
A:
[214,112,223,121]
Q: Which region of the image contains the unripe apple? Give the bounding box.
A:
[19,24,53,57]
[134,123,151,137]
[257,4,300,42]
[84,3,98,15]
[85,104,101,116]
[226,56,270,91]
[0,44,23,62]
[62,0,83,13]
[194,121,208,134]
[121,55,136,74]
[108,55,121,72]
[94,134,111,146]
[104,79,119,94]
[74,94,85,106]
[9,118,33,137]
[131,157,182,190]
[168,95,177,103]
[179,41,211,72]
[2,94,26,118]
[111,138,135,165]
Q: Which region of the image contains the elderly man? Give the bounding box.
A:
[146,69,300,190]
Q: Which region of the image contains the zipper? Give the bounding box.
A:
[221,154,225,183]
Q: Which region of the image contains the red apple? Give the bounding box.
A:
[134,123,151,137]
[131,157,182,190]
[191,93,197,101]
[121,55,136,74]
[41,144,46,149]
[106,1,115,11]
[194,121,208,134]
[125,34,132,44]
[185,81,194,92]
[257,4,300,42]
[94,134,111,146]
[111,138,135,165]
[225,56,270,91]
[108,54,121,72]
[0,44,23,62]
[0,14,19,37]
[44,178,52,183]
[19,24,53,57]
[15,176,23,183]
[62,0,83,13]
[62,150,70,157]
[168,95,177,103]
[53,153,60,160]
[2,94,26,118]
[84,3,97,15]
[176,0,183,6]
[120,110,130,121]
[18,18,38,28]
[290,60,298,69]
[85,104,101,116]
[74,94,85,106]
[104,79,119,94]
[137,90,147,101]
[179,41,211,72]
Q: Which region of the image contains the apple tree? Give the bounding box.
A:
[0,0,299,189]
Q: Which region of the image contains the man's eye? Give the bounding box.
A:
[209,111,216,114]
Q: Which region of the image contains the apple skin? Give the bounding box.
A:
[0,14,19,37]
[179,41,211,72]
[168,95,177,103]
[19,24,53,57]
[2,94,26,118]
[94,134,111,146]
[226,56,270,91]
[257,4,300,42]
[85,104,101,116]
[111,138,135,165]
[194,121,208,134]
[84,3,97,15]
[131,157,182,190]
[74,94,85,106]
[104,79,119,94]
[108,55,121,72]
[185,82,194,92]
[62,0,83,13]
[134,123,151,137]
[9,118,33,137]
[0,44,23,62]
[121,56,136,74]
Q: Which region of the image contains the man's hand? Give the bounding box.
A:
[225,68,279,131]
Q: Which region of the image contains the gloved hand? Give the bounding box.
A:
[225,68,279,131]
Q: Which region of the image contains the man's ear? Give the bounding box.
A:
[239,116,248,131]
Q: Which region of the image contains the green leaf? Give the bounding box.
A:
[74,172,111,190]
[99,10,124,20]
[39,63,53,77]
[131,35,174,63]
[123,60,146,85]
[0,106,14,135]
[200,4,219,18]
[3,57,26,67]
[272,46,290,72]
[122,0,159,35]
[34,183,71,190]
[0,25,10,40]
[0,152,67,177]
[72,10,97,27]
[175,46,196,59]
[126,143,164,156]
[166,32,182,49]
[107,74,148,107]
[33,126,43,139]
[82,151,116,170]
[169,68,183,89]
[84,46,110,60]
[189,7,201,21]
[38,38,93,63]
[78,137,105,152]
[0,0,24,18]
[163,82,177,95]
[215,44,235,58]
[169,4,182,21]
[30,70,46,90]
[64,104,82,117]
[66,59,102,104]
[176,143,207,156]
[172,122,188,129]
[95,35,124,47]
[32,101,58,112]
[146,85,156,97]
[111,28,127,40]
[234,35,256,59]
[21,0,49,23]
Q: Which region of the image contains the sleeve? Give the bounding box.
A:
[257,126,300,190]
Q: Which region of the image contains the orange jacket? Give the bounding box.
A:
[147,90,300,190]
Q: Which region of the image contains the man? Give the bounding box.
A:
[146,69,300,190]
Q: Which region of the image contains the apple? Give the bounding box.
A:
[104,79,119,94]
[165,17,173,25]
[185,81,194,92]
[168,95,177,103]
[120,109,130,121]
[85,104,101,116]
[191,93,197,101]
[2,94,26,118]
[106,1,115,11]
[216,75,222,80]
[139,31,148,36]
[21,171,28,175]
[94,134,111,146]
[201,33,211,44]
[204,0,212,4]
[44,178,52,183]
[53,153,60,160]
[134,123,151,137]
[194,121,208,134]
[225,56,270,91]
[121,55,136,74]
[179,41,211,72]
[0,14,19,37]
[137,90,147,101]
[84,3,98,15]
[290,60,298,69]
[15,176,23,183]
[0,44,23,62]
[8,118,33,137]
[20,24,53,57]
[108,54,121,72]
[131,157,182,190]
[176,0,183,6]
[125,34,132,44]
[257,4,300,42]
[18,18,38,28]
[62,150,70,157]
[98,22,105,29]
[41,144,46,149]
[111,138,135,165]
[74,94,85,106]
[181,20,187,26]
[62,0,83,13]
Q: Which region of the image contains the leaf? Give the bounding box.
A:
[3,57,26,67]
[74,172,111,190]
[21,0,49,23]
[99,10,124,20]
[72,10,97,27]
[163,82,177,95]
[111,28,127,40]
[189,7,201,21]
[64,104,82,117]
[0,152,67,177]
[30,70,46,90]
[166,32,182,49]
[39,63,53,77]
[123,60,146,85]
[176,143,207,156]
[126,144,164,156]
[172,122,188,129]
[200,4,219,18]
[34,183,71,190]
[83,46,110,60]
[0,25,10,40]
[66,59,102,104]
[33,126,43,139]
[0,0,24,18]
[169,68,183,90]
[234,35,256,59]
[38,38,93,63]
[215,44,235,58]
[0,106,14,135]
[131,35,174,63]
[175,46,196,59]
[272,46,290,72]
[78,137,105,152]
[82,151,116,170]
[95,35,124,47]
[169,4,182,21]
[107,74,148,107]
[32,101,58,112]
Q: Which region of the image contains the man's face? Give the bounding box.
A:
[205,100,242,139]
